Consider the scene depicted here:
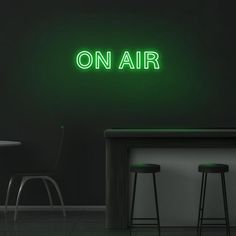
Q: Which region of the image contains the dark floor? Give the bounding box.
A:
[0,210,234,236]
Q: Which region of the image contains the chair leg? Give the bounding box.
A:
[153,173,160,235]
[221,173,230,236]
[14,177,29,222]
[5,177,15,214]
[45,177,66,217]
[130,172,137,227]
[199,173,207,236]
[42,179,53,208]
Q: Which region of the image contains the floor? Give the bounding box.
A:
[0,210,234,236]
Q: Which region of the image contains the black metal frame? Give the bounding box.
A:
[197,172,230,236]
[129,172,161,235]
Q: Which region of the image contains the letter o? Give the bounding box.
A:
[76,51,93,69]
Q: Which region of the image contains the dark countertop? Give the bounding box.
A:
[104,129,236,138]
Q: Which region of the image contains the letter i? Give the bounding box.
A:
[136,51,141,69]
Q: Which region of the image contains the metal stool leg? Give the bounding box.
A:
[153,173,160,235]
[130,172,137,227]
[197,173,205,232]
[5,177,15,214]
[221,173,230,236]
[199,173,207,236]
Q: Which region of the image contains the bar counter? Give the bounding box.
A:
[105,129,236,229]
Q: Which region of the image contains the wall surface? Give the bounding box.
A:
[130,148,236,226]
[0,0,235,205]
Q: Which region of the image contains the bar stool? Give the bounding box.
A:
[130,163,161,234]
[197,163,230,236]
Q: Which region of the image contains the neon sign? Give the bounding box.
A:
[76,50,160,70]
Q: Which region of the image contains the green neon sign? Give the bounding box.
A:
[76,50,160,70]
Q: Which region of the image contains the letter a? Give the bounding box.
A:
[118,51,135,69]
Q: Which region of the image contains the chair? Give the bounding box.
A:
[5,125,66,221]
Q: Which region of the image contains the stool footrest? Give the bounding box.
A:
[132,217,158,220]
[202,223,227,226]
[202,218,226,220]
[130,223,160,226]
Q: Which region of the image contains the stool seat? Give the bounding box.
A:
[198,163,229,173]
[130,164,160,173]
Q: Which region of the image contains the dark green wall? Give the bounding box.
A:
[0,0,235,205]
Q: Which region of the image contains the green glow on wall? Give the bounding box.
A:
[75,50,160,71]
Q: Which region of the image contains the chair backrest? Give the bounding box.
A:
[53,125,65,171]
